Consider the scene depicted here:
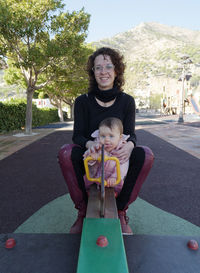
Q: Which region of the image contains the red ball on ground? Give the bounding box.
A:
[187,240,199,250]
[96,235,108,247]
[5,238,16,249]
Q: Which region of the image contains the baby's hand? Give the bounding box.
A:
[90,152,99,160]
[106,178,117,187]
[89,143,101,154]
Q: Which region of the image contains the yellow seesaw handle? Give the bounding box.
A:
[84,156,121,186]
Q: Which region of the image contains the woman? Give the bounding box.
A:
[58,47,154,235]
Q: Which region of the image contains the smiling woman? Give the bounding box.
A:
[58,47,154,235]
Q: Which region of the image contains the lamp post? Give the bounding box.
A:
[178,55,192,123]
[178,66,185,123]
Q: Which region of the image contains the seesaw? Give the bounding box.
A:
[77,144,129,273]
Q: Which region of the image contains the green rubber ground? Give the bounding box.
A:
[15,194,200,236]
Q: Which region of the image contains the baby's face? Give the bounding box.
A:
[99,125,122,152]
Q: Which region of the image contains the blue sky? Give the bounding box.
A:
[63,0,200,42]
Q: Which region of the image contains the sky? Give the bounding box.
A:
[63,0,200,42]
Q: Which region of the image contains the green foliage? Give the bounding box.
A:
[124,60,154,92]
[190,74,200,87]
[157,45,200,65]
[3,60,27,88]
[181,45,200,63]
[157,48,179,62]
[149,93,162,109]
[0,0,90,84]
[0,0,90,132]
[0,99,26,132]
[32,106,59,128]
[0,99,59,132]
[41,44,94,106]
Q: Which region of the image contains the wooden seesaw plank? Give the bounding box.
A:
[86,184,118,219]
[86,184,101,218]
[104,187,118,218]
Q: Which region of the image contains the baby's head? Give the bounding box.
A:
[98,117,123,152]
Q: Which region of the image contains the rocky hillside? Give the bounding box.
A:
[93,22,200,54]
[93,22,200,104]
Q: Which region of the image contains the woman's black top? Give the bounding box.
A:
[72,91,136,148]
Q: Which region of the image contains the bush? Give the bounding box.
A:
[0,99,59,133]
[32,104,59,127]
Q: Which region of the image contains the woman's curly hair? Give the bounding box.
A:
[86,47,126,92]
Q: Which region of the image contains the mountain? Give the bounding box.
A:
[92,22,200,62]
[92,22,200,106]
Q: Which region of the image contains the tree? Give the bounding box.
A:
[0,0,90,134]
[38,44,94,120]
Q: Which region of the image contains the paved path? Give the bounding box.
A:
[0,122,73,160]
[137,121,200,159]
[137,113,200,159]
[1,115,200,161]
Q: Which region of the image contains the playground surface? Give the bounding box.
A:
[0,113,200,272]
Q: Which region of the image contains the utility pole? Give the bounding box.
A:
[178,55,192,123]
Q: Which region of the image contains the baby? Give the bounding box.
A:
[83,117,130,195]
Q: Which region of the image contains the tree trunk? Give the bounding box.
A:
[71,103,74,119]
[25,88,34,135]
[58,101,64,122]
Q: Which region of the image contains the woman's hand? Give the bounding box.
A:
[85,140,95,150]
[111,141,134,163]
[85,141,101,156]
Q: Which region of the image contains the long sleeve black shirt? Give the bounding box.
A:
[72,92,136,148]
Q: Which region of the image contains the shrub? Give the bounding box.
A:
[0,99,59,133]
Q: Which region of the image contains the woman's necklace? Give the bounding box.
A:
[95,97,116,107]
